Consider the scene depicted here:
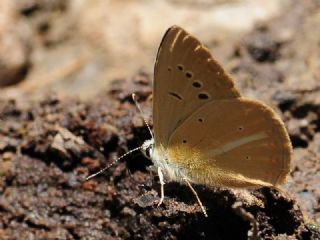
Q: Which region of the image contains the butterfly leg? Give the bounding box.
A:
[183,178,208,217]
[157,166,165,207]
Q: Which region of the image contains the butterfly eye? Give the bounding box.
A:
[237,126,244,131]
[183,140,187,144]
[198,92,210,100]
[245,156,251,160]
[198,118,204,123]
[145,145,154,158]
[168,67,172,71]
[146,148,151,158]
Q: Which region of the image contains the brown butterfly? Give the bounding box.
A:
[88,26,293,217]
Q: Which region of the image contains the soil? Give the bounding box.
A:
[0,1,320,240]
[0,72,319,239]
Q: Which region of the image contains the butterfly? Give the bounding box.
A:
[88,26,292,217]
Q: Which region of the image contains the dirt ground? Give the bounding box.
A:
[0,0,320,239]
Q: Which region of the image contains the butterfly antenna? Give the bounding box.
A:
[132,93,154,139]
[86,145,143,180]
[86,93,152,181]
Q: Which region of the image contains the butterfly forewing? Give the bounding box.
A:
[153,26,240,149]
[167,98,292,188]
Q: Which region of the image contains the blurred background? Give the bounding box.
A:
[0,0,320,230]
[2,0,317,100]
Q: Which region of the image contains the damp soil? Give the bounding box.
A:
[0,71,319,239]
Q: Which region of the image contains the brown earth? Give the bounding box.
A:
[0,0,320,239]
[0,72,319,239]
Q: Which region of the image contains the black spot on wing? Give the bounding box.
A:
[169,92,183,101]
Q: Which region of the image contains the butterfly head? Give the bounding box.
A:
[141,139,155,159]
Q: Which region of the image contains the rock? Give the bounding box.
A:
[0,0,31,86]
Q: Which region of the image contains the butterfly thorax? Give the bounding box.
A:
[141,139,185,182]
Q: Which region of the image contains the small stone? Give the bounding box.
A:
[2,152,13,161]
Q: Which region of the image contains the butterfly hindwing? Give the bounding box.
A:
[167,98,292,188]
[153,26,240,149]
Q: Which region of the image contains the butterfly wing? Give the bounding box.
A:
[153,26,240,149]
[167,98,292,188]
